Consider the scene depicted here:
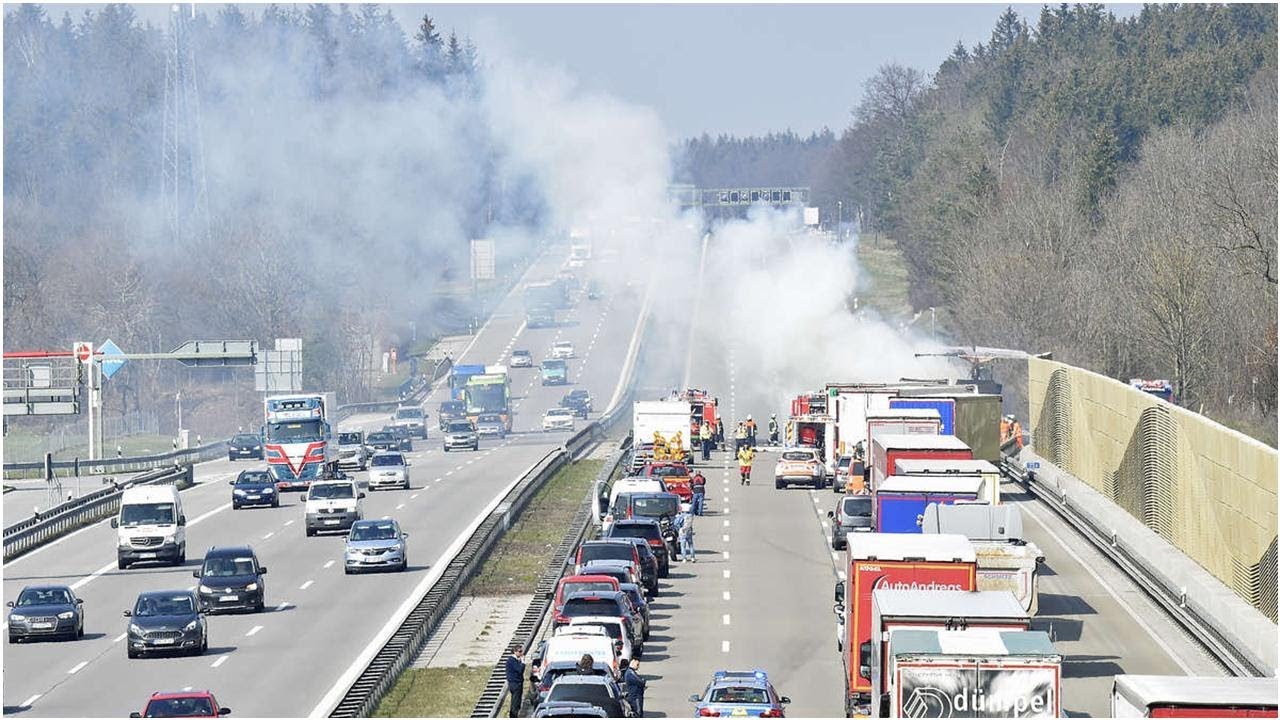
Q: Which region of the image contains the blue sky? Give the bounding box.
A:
[59,3,1141,139]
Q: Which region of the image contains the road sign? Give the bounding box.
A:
[470,239,496,281]
[1026,461,1041,470]
[73,342,92,365]
[98,339,127,380]
[171,340,258,367]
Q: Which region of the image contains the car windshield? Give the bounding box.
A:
[309,484,355,500]
[543,360,566,369]
[203,556,256,577]
[547,683,612,707]
[561,598,621,618]
[266,419,322,443]
[782,451,815,461]
[236,471,271,484]
[448,422,475,433]
[548,409,572,417]
[338,433,362,444]
[582,568,627,585]
[709,687,770,704]
[555,342,572,349]
[349,522,398,541]
[575,621,622,641]
[609,525,657,540]
[632,497,678,517]
[135,595,195,616]
[367,433,392,443]
[144,697,214,718]
[842,496,873,515]
[837,457,852,469]
[371,454,404,467]
[16,588,72,606]
[395,408,424,420]
[232,434,259,444]
[647,466,685,477]
[120,503,175,527]
[580,545,633,563]
[563,581,615,597]
[440,402,465,413]
[514,351,530,357]
[479,414,501,423]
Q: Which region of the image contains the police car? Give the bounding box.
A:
[688,670,791,717]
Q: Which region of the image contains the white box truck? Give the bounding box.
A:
[920,503,1045,614]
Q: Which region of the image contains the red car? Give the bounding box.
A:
[130,691,230,718]
[642,462,693,501]
[552,574,621,617]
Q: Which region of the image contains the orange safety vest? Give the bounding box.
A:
[1000,418,1011,442]
[1012,422,1024,448]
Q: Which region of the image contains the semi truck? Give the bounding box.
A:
[883,628,1061,718]
[920,504,1045,614]
[870,434,973,491]
[450,364,487,400]
[873,475,987,534]
[893,458,1002,505]
[1111,675,1277,717]
[867,589,1032,718]
[892,391,1003,462]
[524,282,562,328]
[463,367,512,431]
[263,393,337,491]
[834,533,978,718]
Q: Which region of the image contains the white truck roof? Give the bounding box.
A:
[1112,675,1278,709]
[543,634,617,665]
[865,409,942,422]
[848,533,976,563]
[873,433,972,452]
[877,475,986,495]
[894,458,1000,475]
[920,503,1024,542]
[873,588,1027,621]
[890,628,1058,658]
[120,485,181,504]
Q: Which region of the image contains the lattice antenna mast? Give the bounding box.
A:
[162,3,211,245]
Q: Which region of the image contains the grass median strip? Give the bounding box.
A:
[372,457,604,717]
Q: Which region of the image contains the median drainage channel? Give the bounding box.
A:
[371,450,615,718]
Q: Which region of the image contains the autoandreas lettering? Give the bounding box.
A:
[897,665,1057,718]
[872,576,967,592]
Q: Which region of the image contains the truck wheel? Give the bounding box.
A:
[775,480,784,489]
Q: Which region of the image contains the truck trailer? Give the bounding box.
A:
[920,504,1045,614]
[835,533,978,718]
[871,434,973,491]
[873,475,986,534]
[893,458,1002,506]
[1111,675,1277,718]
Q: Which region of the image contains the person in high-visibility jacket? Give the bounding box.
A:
[737,445,755,485]
[768,414,779,444]
[734,422,748,452]
[1000,416,1012,444]
[745,416,757,447]
[699,421,713,461]
[1011,420,1025,449]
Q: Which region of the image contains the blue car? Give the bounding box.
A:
[688,670,790,718]
[229,469,279,509]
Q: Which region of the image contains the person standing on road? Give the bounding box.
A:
[745,416,757,447]
[621,658,647,717]
[734,422,748,451]
[677,506,696,562]
[504,646,526,718]
[715,419,725,449]
[691,471,707,515]
[737,444,755,485]
[768,414,779,444]
[699,421,713,461]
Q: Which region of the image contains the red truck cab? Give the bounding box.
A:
[643,462,693,501]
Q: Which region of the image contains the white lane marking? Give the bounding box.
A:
[821,521,830,529]
[411,494,420,500]
[67,660,89,674]
[299,580,314,590]
[454,465,464,471]
[837,570,847,580]
[722,591,731,601]
[396,504,406,510]
[724,507,731,515]
[20,694,40,708]
[723,551,730,560]
[435,477,443,482]
[445,472,453,477]
[211,656,228,668]
[276,601,291,611]
[70,561,115,591]
[284,520,295,526]
[721,640,730,653]
[246,625,263,637]
[722,534,730,542]
[466,459,475,465]
[324,560,335,569]
[114,632,127,642]
[263,531,274,540]
[813,497,820,504]
[1020,496,1197,673]
[381,515,391,520]
[722,614,731,626]
[723,570,731,579]
[831,551,840,561]
[723,520,730,527]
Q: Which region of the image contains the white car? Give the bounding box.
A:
[562,618,633,662]
[304,479,364,536]
[510,350,534,368]
[776,448,827,490]
[551,341,575,359]
[543,407,576,432]
[367,451,410,490]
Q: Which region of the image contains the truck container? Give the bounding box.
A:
[633,400,692,463]
[888,397,955,435]
[868,589,1031,718]
[790,414,837,470]
[1111,675,1278,718]
[831,385,914,459]
[884,628,1061,718]
[920,504,1045,614]
[893,459,1002,505]
[835,533,977,718]
[866,409,942,456]
[871,434,973,491]
[874,476,986,533]
[894,392,1002,462]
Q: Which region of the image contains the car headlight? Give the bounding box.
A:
[129,623,143,635]
[233,489,246,495]
[263,487,275,494]
[118,536,130,547]
[162,533,176,543]
[9,614,26,622]
[244,583,258,591]
[183,619,199,632]
[57,611,75,620]
[199,585,214,594]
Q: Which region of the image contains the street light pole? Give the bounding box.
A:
[837,201,843,238]
[930,307,937,343]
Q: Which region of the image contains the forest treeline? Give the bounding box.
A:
[677,4,1278,442]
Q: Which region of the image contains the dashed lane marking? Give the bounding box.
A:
[723,570,731,579]
[67,660,88,674]
[113,632,126,642]
[20,695,40,708]
[246,625,263,637]
[721,641,730,653]
[211,656,228,668]
[722,591,731,601]
[324,560,335,569]
[722,614,731,626]
[299,580,314,590]
[396,503,406,510]
[722,534,730,542]
[722,551,730,560]
[263,531,274,540]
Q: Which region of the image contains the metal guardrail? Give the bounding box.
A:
[329,449,568,717]
[3,464,193,561]
[1000,453,1266,677]
[472,439,632,718]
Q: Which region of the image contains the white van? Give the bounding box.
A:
[112,485,186,569]
[542,629,619,673]
[304,478,364,536]
[607,477,665,510]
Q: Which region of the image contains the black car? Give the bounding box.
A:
[532,662,613,710]
[438,400,466,430]
[381,425,414,452]
[542,675,631,718]
[365,431,399,453]
[603,518,670,578]
[560,392,589,419]
[227,433,263,461]
[616,583,652,641]
[566,389,593,413]
[611,537,659,597]
[7,585,84,642]
[193,546,267,613]
[229,469,279,509]
[124,590,207,658]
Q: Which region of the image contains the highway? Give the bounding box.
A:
[630,286,1227,719]
[2,247,649,717]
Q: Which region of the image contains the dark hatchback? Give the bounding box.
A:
[610,537,659,598]
[7,585,84,642]
[193,546,267,613]
[560,392,589,419]
[227,433,263,461]
[603,518,670,578]
[381,425,414,452]
[124,590,207,658]
[365,431,399,453]
[438,400,467,429]
[229,469,279,509]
